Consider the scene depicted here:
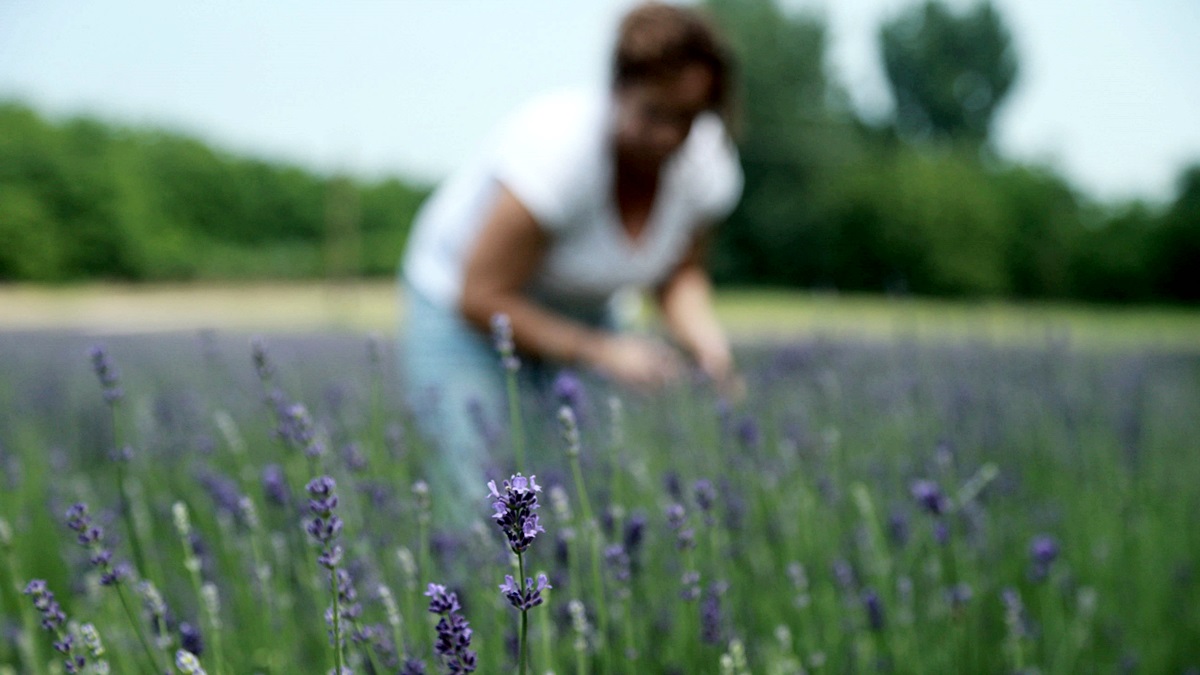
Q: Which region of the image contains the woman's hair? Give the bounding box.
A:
[612,2,737,125]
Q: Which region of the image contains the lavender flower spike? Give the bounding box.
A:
[425,583,476,673]
[1028,533,1061,582]
[88,344,124,404]
[65,502,128,586]
[488,474,545,554]
[25,580,87,673]
[500,573,552,611]
[1029,534,1060,565]
[305,476,344,569]
[910,479,949,516]
[175,649,208,675]
[491,312,520,372]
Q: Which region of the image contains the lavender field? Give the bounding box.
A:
[1,326,1198,674]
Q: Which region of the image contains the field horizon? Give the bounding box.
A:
[1,281,1198,352]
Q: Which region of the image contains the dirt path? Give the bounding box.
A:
[2,282,1197,350]
[0,281,399,334]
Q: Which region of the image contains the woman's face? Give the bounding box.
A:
[613,63,714,171]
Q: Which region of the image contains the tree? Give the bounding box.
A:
[1153,165,1200,301]
[880,1,1018,144]
[704,0,862,286]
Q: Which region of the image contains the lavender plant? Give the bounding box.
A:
[3,327,1200,673]
[86,344,150,581]
[488,474,550,674]
[491,313,526,472]
[305,476,347,674]
[63,502,165,673]
[557,405,611,670]
[425,583,476,673]
[23,580,86,674]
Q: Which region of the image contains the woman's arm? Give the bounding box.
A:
[460,185,682,388]
[656,230,736,386]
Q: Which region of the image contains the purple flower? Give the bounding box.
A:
[401,658,427,675]
[499,573,552,611]
[863,588,885,631]
[25,580,86,672]
[1001,587,1028,638]
[735,416,761,449]
[623,512,646,554]
[262,464,289,507]
[604,544,632,583]
[88,344,123,405]
[694,479,716,513]
[25,580,66,631]
[305,476,343,570]
[946,582,973,609]
[425,584,461,615]
[665,503,695,551]
[425,583,476,673]
[665,503,686,529]
[250,337,275,382]
[1029,534,1060,582]
[552,370,585,413]
[279,403,326,459]
[700,582,725,645]
[488,474,544,554]
[680,571,701,601]
[832,559,856,590]
[179,621,204,657]
[932,519,950,546]
[64,503,127,586]
[887,511,910,547]
[198,471,243,519]
[911,479,949,516]
[326,569,363,646]
[1029,534,1060,566]
[490,313,519,373]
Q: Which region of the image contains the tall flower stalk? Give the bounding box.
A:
[64,502,164,674]
[88,345,149,580]
[491,313,526,472]
[305,476,346,674]
[425,583,476,673]
[172,502,226,675]
[488,474,550,675]
[23,580,87,674]
[2,518,46,675]
[558,405,610,672]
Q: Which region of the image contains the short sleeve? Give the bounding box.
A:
[682,114,743,226]
[487,91,605,233]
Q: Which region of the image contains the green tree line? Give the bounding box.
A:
[1,0,1197,303]
[705,0,1198,303]
[0,102,429,281]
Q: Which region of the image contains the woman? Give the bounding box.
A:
[399,2,742,522]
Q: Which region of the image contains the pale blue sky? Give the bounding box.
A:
[2,0,1197,203]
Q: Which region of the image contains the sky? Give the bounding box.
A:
[1,0,1197,204]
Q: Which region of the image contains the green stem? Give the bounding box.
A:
[247,531,276,668]
[518,553,528,675]
[2,534,47,675]
[330,569,345,675]
[110,404,148,579]
[505,370,526,472]
[568,453,609,672]
[113,581,165,675]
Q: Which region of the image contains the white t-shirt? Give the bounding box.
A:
[402,87,743,321]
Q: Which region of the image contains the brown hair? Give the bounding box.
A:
[612,2,737,126]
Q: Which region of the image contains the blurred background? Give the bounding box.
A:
[1,0,1197,304]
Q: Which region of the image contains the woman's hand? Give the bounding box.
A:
[690,337,746,402]
[581,334,685,391]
